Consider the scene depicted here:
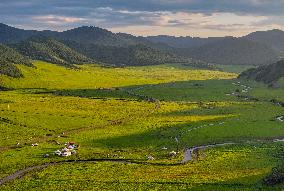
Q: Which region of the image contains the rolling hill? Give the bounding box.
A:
[64,41,188,66]
[55,26,187,66]
[56,26,142,47]
[0,44,32,77]
[10,36,93,66]
[239,59,284,86]
[185,37,281,65]
[1,23,284,67]
[0,23,38,43]
[146,35,225,49]
[0,24,187,66]
[244,29,284,52]
[147,34,284,66]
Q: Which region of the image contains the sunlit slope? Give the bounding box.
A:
[0,61,237,89]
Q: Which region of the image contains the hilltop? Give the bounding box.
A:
[0,23,37,43]
[244,29,284,52]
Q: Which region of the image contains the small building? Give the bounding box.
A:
[61,151,72,157]
[53,141,79,157]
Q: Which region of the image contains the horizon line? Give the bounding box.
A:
[1,22,284,39]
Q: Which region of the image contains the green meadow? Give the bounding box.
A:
[1,61,235,89]
[0,61,284,190]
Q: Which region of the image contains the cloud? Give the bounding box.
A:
[1,0,284,36]
[109,11,272,37]
[33,15,87,24]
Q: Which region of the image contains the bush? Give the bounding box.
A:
[263,166,284,186]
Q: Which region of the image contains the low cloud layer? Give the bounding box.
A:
[1,0,284,37]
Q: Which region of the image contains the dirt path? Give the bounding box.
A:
[0,157,174,186]
[0,88,163,186]
[182,137,284,163]
[0,159,139,186]
[0,164,51,186]
[181,143,235,163]
[2,137,284,186]
[2,84,283,185]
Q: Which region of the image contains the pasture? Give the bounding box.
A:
[0,61,284,190]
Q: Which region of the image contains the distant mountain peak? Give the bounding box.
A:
[64,25,109,33]
[244,28,284,51]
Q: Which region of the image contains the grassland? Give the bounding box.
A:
[0,61,284,190]
[216,64,255,74]
[0,61,236,89]
[1,144,278,191]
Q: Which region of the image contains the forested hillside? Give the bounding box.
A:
[239,59,284,86]
[0,44,32,77]
[1,23,284,68]
[0,23,37,43]
[11,36,93,66]
[147,32,284,66]
[56,26,187,66]
[146,35,225,49]
[186,38,280,65]
[65,41,188,66]
[0,24,187,66]
[244,29,284,51]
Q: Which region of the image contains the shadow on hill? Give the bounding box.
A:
[91,125,180,151]
[121,79,239,102]
[87,114,234,152]
[53,88,136,100]
[17,88,139,100]
[45,79,240,102]
[18,78,253,103]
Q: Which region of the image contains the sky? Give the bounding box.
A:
[1,0,284,37]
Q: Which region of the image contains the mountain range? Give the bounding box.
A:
[147,32,284,66]
[184,37,280,66]
[0,23,192,69]
[1,23,284,77]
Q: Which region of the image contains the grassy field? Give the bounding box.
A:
[0,61,236,89]
[215,64,255,74]
[0,61,284,190]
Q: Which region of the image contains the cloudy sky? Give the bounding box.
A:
[1,0,284,37]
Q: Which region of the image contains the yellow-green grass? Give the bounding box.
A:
[0,61,284,190]
[249,83,284,102]
[125,80,239,102]
[216,64,255,74]
[0,92,235,179]
[1,143,278,191]
[0,91,283,183]
[0,61,236,90]
[0,90,156,148]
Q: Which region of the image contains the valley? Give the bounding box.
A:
[0,60,284,190]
